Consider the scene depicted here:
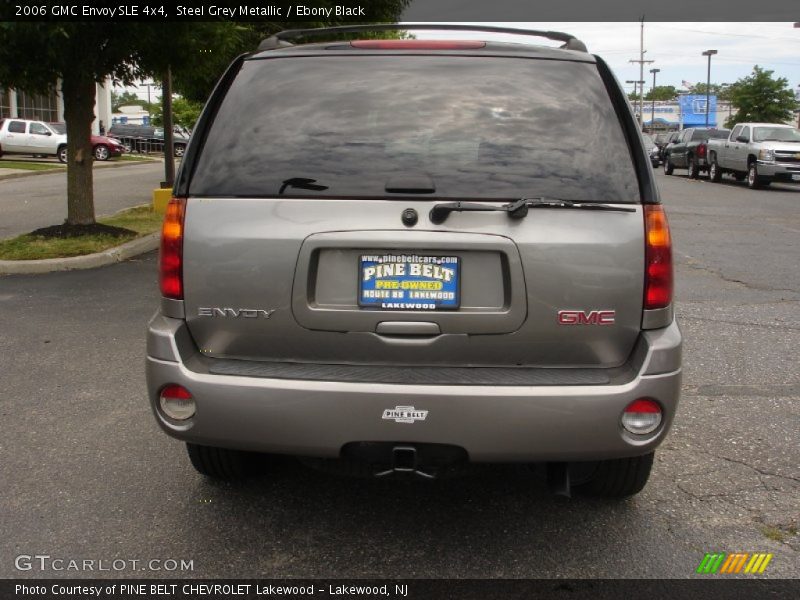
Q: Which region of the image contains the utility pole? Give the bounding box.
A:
[629,17,654,129]
[702,49,718,127]
[650,68,660,132]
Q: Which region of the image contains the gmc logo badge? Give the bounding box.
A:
[558,310,616,325]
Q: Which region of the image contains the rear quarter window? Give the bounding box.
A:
[190,55,640,203]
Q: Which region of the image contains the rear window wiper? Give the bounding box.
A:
[429,198,635,224]
[278,178,329,195]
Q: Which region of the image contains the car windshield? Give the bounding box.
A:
[192,56,640,203]
[753,127,800,142]
[49,123,66,134]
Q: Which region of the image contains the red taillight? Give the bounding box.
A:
[644,204,673,310]
[350,40,486,50]
[621,398,662,435]
[159,197,186,300]
[624,398,661,414]
[697,143,706,158]
[160,384,192,400]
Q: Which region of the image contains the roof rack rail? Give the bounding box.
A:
[257,23,588,53]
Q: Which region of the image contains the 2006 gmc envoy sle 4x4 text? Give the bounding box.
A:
[146,24,681,498]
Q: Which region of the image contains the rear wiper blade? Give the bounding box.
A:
[429,197,635,224]
[278,177,329,195]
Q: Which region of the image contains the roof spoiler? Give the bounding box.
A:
[257,23,588,53]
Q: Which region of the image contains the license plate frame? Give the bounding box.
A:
[358,253,461,310]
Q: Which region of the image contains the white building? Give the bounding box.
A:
[0,79,113,134]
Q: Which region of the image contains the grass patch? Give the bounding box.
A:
[115,154,158,162]
[762,526,786,542]
[0,205,163,260]
[0,161,62,171]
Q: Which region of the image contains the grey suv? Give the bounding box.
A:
[146,25,681,498]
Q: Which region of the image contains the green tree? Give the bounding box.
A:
[0,21,241,225]
[644,86,677,101]
[723,66,797,128]
[111,90,143,112]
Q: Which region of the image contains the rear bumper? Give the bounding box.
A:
[146,313,682,462]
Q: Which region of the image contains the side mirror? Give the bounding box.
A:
[736,135,748,143]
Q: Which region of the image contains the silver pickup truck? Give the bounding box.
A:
[707,122,800,189]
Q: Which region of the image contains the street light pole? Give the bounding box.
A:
[650,68,660,132]
[702,50,718,127]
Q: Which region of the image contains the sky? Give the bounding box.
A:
[119,22,800,101]
[411,22,800,95]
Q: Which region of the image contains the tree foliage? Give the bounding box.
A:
[644,86,677,101]
[723,66,797,128]
[111,90,145,112]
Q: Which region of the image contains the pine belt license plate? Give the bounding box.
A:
[359,254,460,310]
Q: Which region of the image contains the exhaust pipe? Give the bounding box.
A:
[546,462,572,499]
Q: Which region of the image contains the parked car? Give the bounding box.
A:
[642,134,661,167]
[707,123,800,189]
[0,118,67,162]
[663,128,730,178]
[107,124,189,157]
[146,25,681,498]
[48,123,125,161]
[660,130,681,162]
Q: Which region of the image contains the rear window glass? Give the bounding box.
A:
[691,129,729,141]
[191,56,639,202]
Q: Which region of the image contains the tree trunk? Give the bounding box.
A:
[162,66,175,187]
[61,74,97,225]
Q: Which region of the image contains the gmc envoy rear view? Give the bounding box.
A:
[146,24,681,498]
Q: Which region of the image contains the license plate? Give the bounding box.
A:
[792,174,800,181]
[359,253,460,310]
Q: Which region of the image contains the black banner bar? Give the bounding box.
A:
[3,579,800,600]
[2,0,799,22]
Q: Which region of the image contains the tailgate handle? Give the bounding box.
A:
[375,321,441,336]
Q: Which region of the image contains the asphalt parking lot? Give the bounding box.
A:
[0,168,797,579]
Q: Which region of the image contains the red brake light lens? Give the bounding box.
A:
[350,40,486,50]
[697,143,706,158]
[159,197,186,300]
[644,205,673,310]
[160,384,192,400]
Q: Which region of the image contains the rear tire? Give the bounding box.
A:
[186,443,252,480]
[663,157,674,175]
[573,452,654,498]
[57,145,67,163]
[709,158,722,182]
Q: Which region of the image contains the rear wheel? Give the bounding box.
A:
[57,145,67,163]
[663,157,674,175]
[708,158,722,182]
[186,443,253,480]
[687,156,699,179]
[573,452,654,498]
[174,144,186,157]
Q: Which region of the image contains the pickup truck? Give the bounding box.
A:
[707,123,800,189]
[107,124,190,157]
[663,128,729,179]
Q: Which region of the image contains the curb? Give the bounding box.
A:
[0,232,159,275]
[0,159,160,182]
